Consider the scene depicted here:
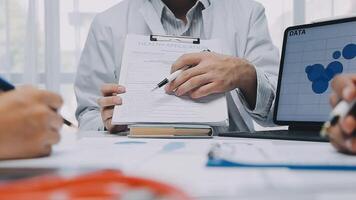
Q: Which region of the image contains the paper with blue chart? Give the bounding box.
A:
[277,21,356,122]
[207,141,356,170]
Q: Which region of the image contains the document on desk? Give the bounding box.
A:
[112,34,228,125]
[207,141,356,170]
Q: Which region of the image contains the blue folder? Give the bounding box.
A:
[207,158,356,171]
[206,142,356,171]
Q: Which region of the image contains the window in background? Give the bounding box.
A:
[306,0,356,23]
[334,0,356,16]
[255,0,293,50]
[61,0,121,74]
[0,0,45,84]
[59,0,122,122]
[0,1,28,74]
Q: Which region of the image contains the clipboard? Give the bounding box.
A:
[112,34,228,137]
[150,35,200,44]
[124,35,215,139]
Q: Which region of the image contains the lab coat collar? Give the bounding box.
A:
[202,0,214,39]
[139,0,166,35]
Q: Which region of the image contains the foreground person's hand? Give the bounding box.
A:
[328,75,356,154]
[0,86,63,160]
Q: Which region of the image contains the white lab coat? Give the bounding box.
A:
[74,0,280,131]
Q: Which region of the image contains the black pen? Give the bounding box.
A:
[0,76,76,128]
[151,69,185,91]
[151,49,211,91]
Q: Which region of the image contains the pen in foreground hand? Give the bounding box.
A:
[151,49,211,91]
[0,77,77,128]
[321,100,356,137]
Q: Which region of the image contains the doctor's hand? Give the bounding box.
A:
[98,84,128,133]
[0,86,63,160]
[165,52,257,109]
[328,74,356,154]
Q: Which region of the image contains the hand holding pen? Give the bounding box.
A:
[0,85,63,159]
[0,77,76,128]
[159,49,257,109]
[322,74,356,154]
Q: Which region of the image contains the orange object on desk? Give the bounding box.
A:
[0,169,191,200]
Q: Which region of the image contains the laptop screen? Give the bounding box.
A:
[275,17,356,124]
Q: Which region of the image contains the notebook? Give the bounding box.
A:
[128,124,213,138]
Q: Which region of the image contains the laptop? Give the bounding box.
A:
[220,16,356,142]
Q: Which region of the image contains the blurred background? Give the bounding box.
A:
[0,0,355,124]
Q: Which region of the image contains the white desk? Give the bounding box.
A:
[1,127,356,200]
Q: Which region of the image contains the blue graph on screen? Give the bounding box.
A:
[305,43,356,94]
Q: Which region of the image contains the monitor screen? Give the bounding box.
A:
[276,18,356,123]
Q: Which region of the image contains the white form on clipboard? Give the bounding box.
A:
[112,34,228,126]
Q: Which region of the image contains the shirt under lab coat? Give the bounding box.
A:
[74,0,280,131]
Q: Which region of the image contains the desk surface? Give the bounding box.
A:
[1,127,356,200]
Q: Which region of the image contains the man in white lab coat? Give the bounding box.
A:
[75,0,280,133]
